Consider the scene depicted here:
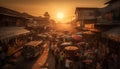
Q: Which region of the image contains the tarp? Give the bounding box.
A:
[103,27,120,42]
[0,27,30,40]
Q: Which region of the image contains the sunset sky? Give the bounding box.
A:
[0,0,108,22]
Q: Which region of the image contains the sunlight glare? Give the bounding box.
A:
[57,12,64,19]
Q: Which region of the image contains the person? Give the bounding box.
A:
[102,55,109,69]
[65,58,72,69]
[59,52,65,68]
[96,62,102,69]
[0,45,3,68]
[50,44,54,55]
[0,42,8,68]
[55,52,59,69]
[108,53,120,69]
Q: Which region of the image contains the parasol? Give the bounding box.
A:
[64,46,79,51]
[37,34,47,38]
[76,32,82,35]
[71,34,82,41]
[61,42,72,46]
[82,31,94,35]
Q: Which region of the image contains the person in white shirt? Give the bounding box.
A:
[65,59,72,69]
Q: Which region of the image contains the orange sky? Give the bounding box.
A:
[0,0,107,23]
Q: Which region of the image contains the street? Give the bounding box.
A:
[2,41,50,69]
[0,1,120,69]
[1,27,120,69]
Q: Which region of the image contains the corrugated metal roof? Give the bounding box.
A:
[25,40,43,47]
[0,27,30,40]
[103,27,120,42]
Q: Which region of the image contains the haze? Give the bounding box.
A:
[0,0,107,22]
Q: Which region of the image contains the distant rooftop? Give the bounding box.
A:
[105,0,119,4]
[0,7,37,19]
[0,7,22,17]
[75,7,100,14]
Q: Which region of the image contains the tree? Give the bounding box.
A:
[44,12,50,19]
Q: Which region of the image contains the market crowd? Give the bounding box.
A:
[49,32,120,69]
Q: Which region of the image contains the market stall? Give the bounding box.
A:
[103,27,120,42]
[59,42,73,50]
[64,46,80,61]
[64,46,79,51]
[0,27,31,57]
[22,40,43,59]
[0,27,30,40]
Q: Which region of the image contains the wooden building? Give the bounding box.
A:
[100,0,120,23]
[0,7,29,27]
[75,7,100,30]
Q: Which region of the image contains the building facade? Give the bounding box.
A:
[75,7,100,30]
[101,0,120,23]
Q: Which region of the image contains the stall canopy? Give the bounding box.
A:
[0,27,30,40]
[75,32,82,35]
[103,27,120,42]
[82,31,94,35]
[61,42,72,46]
[64,46,79,51]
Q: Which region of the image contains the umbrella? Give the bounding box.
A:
[61,42,72,46]
[64,46,79,51]
[76,32,82,35]
[71,34,82,41]
[37,34,47,38]
[82,31,94,35]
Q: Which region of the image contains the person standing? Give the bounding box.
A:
[59,52,65,68]
[55,50,59,69]
[96,62,102,69]
[65,58,72,69]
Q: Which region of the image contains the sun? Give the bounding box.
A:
[57,12,64,19]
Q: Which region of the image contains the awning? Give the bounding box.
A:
[103,27,120,42]
[0,27,30,40]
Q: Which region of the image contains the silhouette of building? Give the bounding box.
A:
[101,0,120,23]
[75,7,100,30]
[94,0,120,42]
[0,7,30,27]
